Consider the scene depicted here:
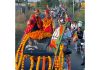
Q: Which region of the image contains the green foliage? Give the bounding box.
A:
[36,0,58,9]
[74,10,85,21]
[15,22,26,30]
[37,2,41,7]
[74,3,80,11]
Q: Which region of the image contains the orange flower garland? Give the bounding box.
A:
[36,56,41,70]
[16,34,28,69]
[21,55,28,70]
[28,30,52,40]
[16,34,29,70]
[21,55,25,70]
[58,55,61,70]
[60,45,64,70]
[48,56,52,70]
[42,56,46,70]
[60,53,64,70]
[16,45,21,70]
[30,56,34,70]
[54,56,60,70]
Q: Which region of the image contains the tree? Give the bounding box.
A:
[41,0,47,6]
[43,0,59,7]
[37,2,41,7]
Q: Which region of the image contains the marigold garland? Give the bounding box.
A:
[28,30,52,40]
[42,56,46,70]
[16,34,27,68]
[21,55,26,70]
[60,53,64,70]
[48,56,52,70]
[57,44,64,70]
[16,45,21,69]
[16,34,29,70]
[54,56,60,70]
[61,45,64,70]
[36,56,41,70]
[30,56,34,70]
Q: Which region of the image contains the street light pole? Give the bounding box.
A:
[25,0,28,21]
[73,0,74,19]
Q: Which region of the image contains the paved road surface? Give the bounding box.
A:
[70,46,85,70]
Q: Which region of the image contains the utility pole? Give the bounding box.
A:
[25,0,28,21]
[73,0,75,19]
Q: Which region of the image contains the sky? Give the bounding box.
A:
[28,0,40,2]
[28,0,84,2]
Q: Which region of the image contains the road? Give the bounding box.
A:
[70,46,85,70]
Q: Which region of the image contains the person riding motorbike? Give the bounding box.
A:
[77,27,84,53]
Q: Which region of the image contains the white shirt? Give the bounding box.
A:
[78,22,82,27]
[25,45,38,50]
[71,23,78,30]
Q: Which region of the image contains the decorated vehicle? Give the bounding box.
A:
[15,19,71,70]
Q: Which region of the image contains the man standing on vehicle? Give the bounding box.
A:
[43,10,54,34]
